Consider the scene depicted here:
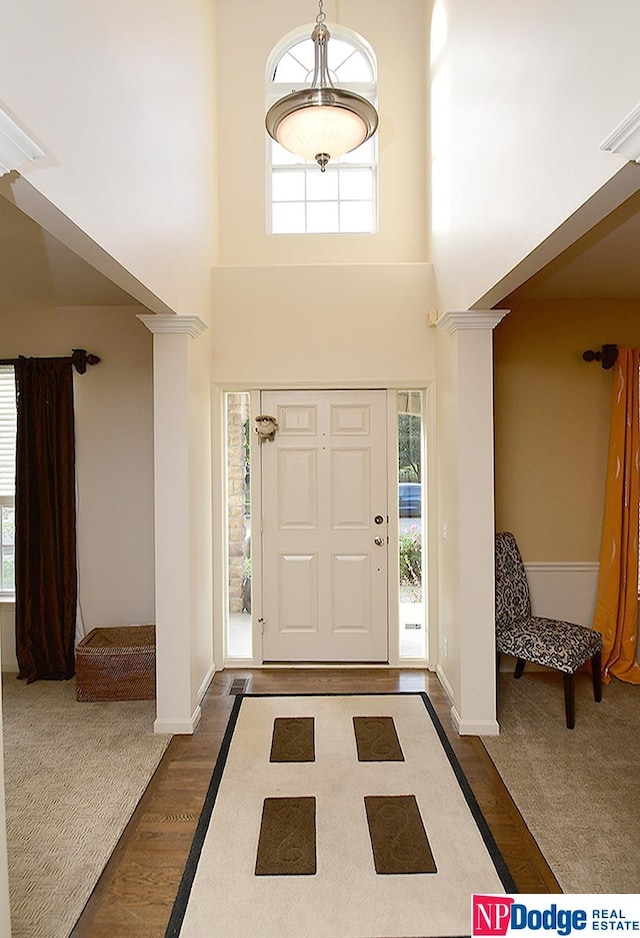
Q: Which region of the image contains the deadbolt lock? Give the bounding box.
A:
[374,515,384,525]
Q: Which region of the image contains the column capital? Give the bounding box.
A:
[436,309,510,334]
[137,313,208,338]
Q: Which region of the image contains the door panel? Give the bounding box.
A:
[261,389,387,662]
[277,449,317,529]
[331,448,370,529]
[278,553,318,632]
[331,553,371,632]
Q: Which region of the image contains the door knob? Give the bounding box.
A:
[374,536,384,546]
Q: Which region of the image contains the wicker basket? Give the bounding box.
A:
[75,625,156,702]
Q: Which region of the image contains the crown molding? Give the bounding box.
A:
[436,309,510,334]
[137,314,208,338]
[601,102,640,162]
[0,108,44,176]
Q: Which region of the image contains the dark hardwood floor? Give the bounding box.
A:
[71,669,559,938]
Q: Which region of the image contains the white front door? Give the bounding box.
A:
[260,390,388,662]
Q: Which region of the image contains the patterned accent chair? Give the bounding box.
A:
[495,532,603,729]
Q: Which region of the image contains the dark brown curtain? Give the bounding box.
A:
[15,357,77,681]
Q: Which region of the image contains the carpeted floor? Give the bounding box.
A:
[483,669,640,894]
[1,673,170,938]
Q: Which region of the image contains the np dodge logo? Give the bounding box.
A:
[472,896,640,937]
[474,896,515,936]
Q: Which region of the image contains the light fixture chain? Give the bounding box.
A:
[316,0,326,25]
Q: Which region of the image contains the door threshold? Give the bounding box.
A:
[262,661,390,668]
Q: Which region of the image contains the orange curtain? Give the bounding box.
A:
[592,348,640,684]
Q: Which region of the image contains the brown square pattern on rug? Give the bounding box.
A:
[255,797,317,876]
[270,717,315,762]
[364,795,437,874]
[353,716,405,761]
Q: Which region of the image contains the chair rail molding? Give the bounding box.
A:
[0,107,44,176]
[525,561,600,574]
[525,561,600,629]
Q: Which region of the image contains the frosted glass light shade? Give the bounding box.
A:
[266,87,378,167]
[278,105,366,161]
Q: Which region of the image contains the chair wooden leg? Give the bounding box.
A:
[513,658,526,679]
[591,650,602,702]
[564,672,575,729]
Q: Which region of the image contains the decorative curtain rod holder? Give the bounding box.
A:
[582,344,618,370]
[70,349,101,373]
[0,349,101,373]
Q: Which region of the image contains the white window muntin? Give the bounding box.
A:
[267,24,378,235]
[272,163,374,234]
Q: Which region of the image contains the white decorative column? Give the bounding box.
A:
[138,313,208,734]
[437,309,509,735]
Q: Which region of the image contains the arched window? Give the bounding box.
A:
[266,25,378,235]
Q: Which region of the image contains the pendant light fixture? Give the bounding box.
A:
[265,0,378,172]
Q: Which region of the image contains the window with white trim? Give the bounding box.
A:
[0,366,16,595]
[267,26,378,234]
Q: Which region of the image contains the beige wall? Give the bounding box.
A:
[211,264,435,386]
[215,0,428,268]
[1,0,217,317]
[211,1,433,387]
[430,0,640,312]
[1,306,155,645]
[494,299,640,561]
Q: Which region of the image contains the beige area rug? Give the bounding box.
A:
[167,693,515,938]
[2,673,171,938]
[483,670,640,894]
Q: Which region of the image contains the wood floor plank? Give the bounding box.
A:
[70,668,559,937]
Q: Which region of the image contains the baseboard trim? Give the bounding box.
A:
[154,705,202,735]
[436,663,455,703]
[451,706,500,737]
[198,665,215,703]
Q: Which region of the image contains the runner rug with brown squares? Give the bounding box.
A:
[165,693,515,938]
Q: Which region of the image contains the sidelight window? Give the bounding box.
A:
[225,391,252,658]
[397,390,426,658]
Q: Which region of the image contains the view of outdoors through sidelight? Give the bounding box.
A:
[225,389,426,662]
[398,390,426,658]
[226,392,252,659]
